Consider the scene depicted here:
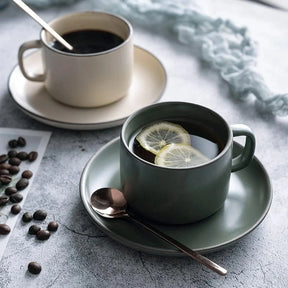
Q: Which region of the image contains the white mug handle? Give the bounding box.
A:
[18,40,45,82]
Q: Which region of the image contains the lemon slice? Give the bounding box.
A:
[155,143,210,168]
[136,121,191,155]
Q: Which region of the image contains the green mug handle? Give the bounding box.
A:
[231,124,256,172]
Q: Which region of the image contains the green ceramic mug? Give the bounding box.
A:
[120,102,255,224]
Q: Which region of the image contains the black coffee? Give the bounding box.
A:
[52,29,124,54]
[131,120,225,165]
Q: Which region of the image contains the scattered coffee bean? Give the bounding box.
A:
[47,221,59,232]
[0,154,8,164]
[36,230,50,240]
[17,137,26,147]
[28,151,38,162]
[0,175,12,185]
[22,212,33,223]
[11,204,22,215]
[28,225,41,235]
[0,169,10,175]
[28,262,41,274]
[5,187,17,196]
[22,170,33,179]
[0,224,11,235]
[10,193,23,203]
[8,157,21,166]
[8,139,18,148]
[33,210,47,221]
[0,196,9,206]
[9,165,20,175]
[16,178,29,191]
[7,150,18,158]
[0,163,11,170]
[16,151,28,161]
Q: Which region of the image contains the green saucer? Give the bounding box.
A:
[80,138,272,255]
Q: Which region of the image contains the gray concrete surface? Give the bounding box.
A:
[0,0,287,287]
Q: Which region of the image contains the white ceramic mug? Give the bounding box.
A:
[18,11,134,108]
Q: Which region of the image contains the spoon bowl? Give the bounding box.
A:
[90,187,227,276]
[90,188,128,218]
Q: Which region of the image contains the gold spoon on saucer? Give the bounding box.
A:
[90,187,227,276]
[12,0,73,51]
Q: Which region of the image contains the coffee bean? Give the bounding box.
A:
[28,225,41,235]
[28,262,41,274]
[9,165,20,175]
[10,193,23,203]
[47,221,59,232]
[8,157,21,166]
[8,139,18,148]
[22,170,33,179]
[16,151,28,161]
[11,204,22,215]
[33,210,47,221]
[22,212,33,223]
[0,154,8,164]
[5,187,17,196]
[0,169,10,175]
[16,178,29,191]
[0,196,9,206]
[28,151,38,162]
[0,175,12,185]
[7,150,17,158]
[17,137,26,147]
[36,230,50,240]
[0,163,11,170]
[0,224,11,235]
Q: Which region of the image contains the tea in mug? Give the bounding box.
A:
[130,121,224,168]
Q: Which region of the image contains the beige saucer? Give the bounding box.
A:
[8,46,167,130]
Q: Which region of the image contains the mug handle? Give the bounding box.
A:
[18,40,45,82]
[230,124,256,172]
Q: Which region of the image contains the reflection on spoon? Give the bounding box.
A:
[90,188,227,276]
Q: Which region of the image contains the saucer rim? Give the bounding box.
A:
[8,45,167,130]
[80,137,273,256]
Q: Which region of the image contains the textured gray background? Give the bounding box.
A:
[0,0,287,287]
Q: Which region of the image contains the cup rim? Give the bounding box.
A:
[40,11,133,57]
[121,101,233,170]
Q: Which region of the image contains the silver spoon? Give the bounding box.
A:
[12,0,73,51]
[90,188,227,276]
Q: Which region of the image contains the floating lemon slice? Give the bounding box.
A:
[136,121,191,155]
[155,143,210,168]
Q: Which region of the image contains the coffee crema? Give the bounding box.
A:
[52,29,124,54]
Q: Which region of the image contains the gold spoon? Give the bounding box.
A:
[12,0,73,51]
[90,187,227,276]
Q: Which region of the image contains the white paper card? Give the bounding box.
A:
[0,128,51,261]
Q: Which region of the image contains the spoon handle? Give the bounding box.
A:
[128,214,227,276]
[12,0,73,51]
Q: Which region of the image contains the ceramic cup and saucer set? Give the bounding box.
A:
[8,11,167,130]
[8,11,272,255]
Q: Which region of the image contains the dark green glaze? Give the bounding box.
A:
[80,138,272,255]
[120,102,256,224]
